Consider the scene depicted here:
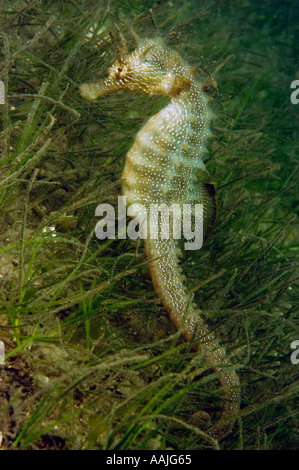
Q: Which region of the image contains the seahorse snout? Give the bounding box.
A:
[79,78,121,101]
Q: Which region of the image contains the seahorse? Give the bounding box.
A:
[80,34,240,439]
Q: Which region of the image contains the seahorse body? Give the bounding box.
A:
[80,36,240,438]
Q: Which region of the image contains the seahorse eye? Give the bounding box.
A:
[118,68,123,73]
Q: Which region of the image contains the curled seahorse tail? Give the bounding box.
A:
[144,237,239,439]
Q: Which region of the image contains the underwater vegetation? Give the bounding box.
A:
[0,0,298,450]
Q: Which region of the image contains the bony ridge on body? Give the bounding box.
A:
[80,34,240,440]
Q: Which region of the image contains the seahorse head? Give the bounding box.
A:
[80,37,193,101]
